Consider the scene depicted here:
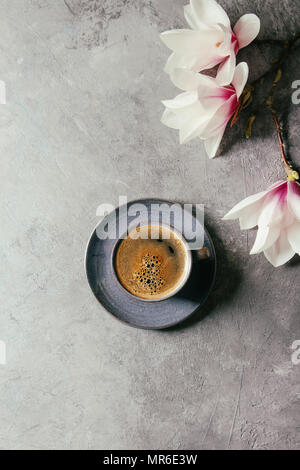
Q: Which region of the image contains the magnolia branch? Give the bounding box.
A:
[271,110,299,181]
[238,32,300,178]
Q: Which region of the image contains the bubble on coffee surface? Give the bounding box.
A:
[132,253,164,295]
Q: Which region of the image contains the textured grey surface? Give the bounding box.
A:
[0,0,299,450]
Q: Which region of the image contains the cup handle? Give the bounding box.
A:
[196,247,211,260]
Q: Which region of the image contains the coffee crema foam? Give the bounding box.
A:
[115,225,189,300]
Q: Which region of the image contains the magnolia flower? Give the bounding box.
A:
[161,62,248,158]
[160,0,260,85]
[223,180,300,267]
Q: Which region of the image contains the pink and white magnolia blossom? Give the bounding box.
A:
[161,62,248,158]
[223,180,300,267]
[160,0,260,86]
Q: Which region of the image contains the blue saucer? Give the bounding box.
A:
[85,199,216,329]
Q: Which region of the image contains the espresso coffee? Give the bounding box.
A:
[115,225,190,300]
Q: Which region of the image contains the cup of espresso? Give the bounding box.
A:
[113,224,192,301]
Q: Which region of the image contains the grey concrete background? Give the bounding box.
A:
[0,0,299,450]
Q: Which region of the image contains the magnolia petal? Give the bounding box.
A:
[198,86,235,102]
[162,90,199,109]
[287,181,300,221]
[180,114,208,144]
[170,72,234,128]
[190,0,230,28]
[232,62,249,98]
[253,191,291,256]
[161,29,226,74]
[164,52,197,75]
[204,124,226,158]
[161,108,181,129]
[162,99,204,132]
[239,215,257,230]
[184,4,203,30]
[281,202,296,232]
[196,96,226,133]
[194,52,229,73]
[170,68,216,91]
[287,221,300,254]
[250,224,280,255]
[164,52,176,75]
[201,94,237,138]
[239,202,262,229]
[217,22,232,54]
[239,184,285,230]
[160,29,221,55]
[216,52,236,86]
[264,231,295,267]
[223,190,267,220]
[257,188,286,230]
[233,14,260,49]
[267,180,287,192]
